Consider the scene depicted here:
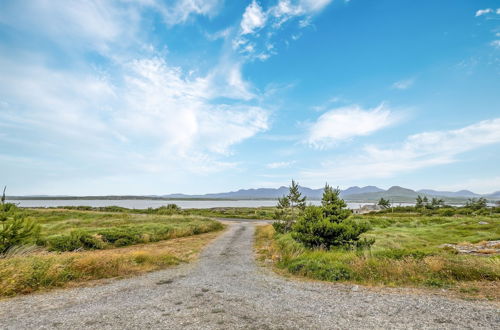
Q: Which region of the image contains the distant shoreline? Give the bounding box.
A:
[6,196,471,204]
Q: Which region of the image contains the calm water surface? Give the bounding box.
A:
[7,199,415,210]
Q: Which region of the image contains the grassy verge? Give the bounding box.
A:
[255,214,500,300]
[44,205,278,220]
[21,208,223,251]
[0,230,222,297]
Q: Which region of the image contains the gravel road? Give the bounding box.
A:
[0,221,498,329]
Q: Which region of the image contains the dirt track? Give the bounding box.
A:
[0,221,498,329]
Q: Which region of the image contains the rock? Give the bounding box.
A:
[351,285,359,292]
[478,221,489,225]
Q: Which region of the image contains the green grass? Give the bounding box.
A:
[16,208,223,251]
[0,230,222,297]
[183,207,276,219]
[0,208,225,297]
[256,213,500,299]
[50,205,277,220]
[356,214,500,252]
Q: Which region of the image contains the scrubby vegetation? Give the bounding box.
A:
[0,230,221,297]
[256,196,500,299]
[271,181,372,251]
[0,206,224,297]
[16,208,223,252]
[1,189,41,253]
[292,184,373,249]
[48,204,278,220]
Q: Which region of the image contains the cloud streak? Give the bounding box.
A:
[234,0,333,60]
[302,118,500,182]
[392,78,415,90]
[0,0,269,179]
[307,104,401,148]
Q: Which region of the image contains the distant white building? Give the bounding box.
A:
[353,204,382,214]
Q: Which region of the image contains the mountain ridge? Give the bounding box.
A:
[8,186,499,202]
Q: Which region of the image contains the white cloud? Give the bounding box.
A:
[273,0,332,18]
[155,0,222,25]
[392,78,415,90]
[0,1,269,177]
[234,0,333,60]
[475,8,493,17]
[0,0,133,53]
[241,1,267,35]
[307,104,400,148]
[266,161,296,169]
[490,40,500,49]
[302,118,500,182]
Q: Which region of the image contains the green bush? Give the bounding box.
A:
[272,220,288,234]
[284,255,352,281]
[98,228,139,245]
[154,204,181,215]
[46,231,105,251]
[1,203,40,253]
[291,185,374,249]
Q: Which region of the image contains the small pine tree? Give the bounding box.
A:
[465,197,487,210]
[273,180,306,233]
[377,197,391,209]
[321,184,351,222]
[291,183,374,249]
[415,195,424,208]
[287,179,306,218]
[430,198,444,209]
[0,201,40,253]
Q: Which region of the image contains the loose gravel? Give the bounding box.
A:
[0,221,498,329]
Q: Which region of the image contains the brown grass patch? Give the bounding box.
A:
[0,229,223,298]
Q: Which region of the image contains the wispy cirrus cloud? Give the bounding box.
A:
[301,118,500,184]
[234,0,334,60]
[475,8,500,17]
[474,8,500,49]
[153,0,222,26]
[0,0,269,180]
[392,78,415,90]
[475,8,493,17]
[266,161,296,169]
[306,104,402,149]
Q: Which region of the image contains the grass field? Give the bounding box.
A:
[256,213,500,300]
[23,208,223,251]
[54,205,277,220]
[0,208,224,297]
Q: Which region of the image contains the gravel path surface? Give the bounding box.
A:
[0,221,498,329]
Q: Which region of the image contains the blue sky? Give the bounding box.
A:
[1,0,499,195]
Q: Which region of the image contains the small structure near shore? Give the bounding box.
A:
[353,204,382,214]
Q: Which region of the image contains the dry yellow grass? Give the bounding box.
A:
[0,229,224,298]
[255,225,500,301]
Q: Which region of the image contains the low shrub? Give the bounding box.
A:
[45,231,105,251]
[283,254,352,281]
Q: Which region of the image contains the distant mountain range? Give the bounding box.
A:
[160,185,499,202]
[8,186,500,202]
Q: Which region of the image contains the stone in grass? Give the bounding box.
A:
[478,221,489,225]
